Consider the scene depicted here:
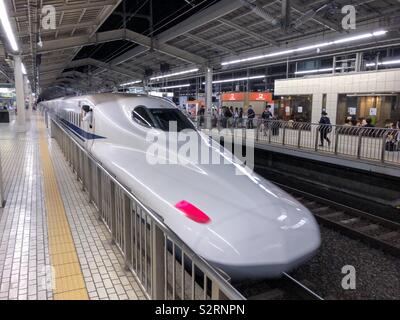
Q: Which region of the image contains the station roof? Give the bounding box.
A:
[1,0,400,99]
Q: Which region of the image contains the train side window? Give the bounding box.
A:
[132,106,154,128]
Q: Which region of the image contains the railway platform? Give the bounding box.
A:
[201,119,400,178]
[0,113,146,300]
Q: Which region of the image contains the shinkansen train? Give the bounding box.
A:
[39,93,321,280]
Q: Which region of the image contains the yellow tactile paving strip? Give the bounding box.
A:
[37,120,89,300]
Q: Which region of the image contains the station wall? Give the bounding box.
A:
[274,69,400,124]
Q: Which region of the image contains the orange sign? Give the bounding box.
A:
[221,92,273,102]
[248,92,273,102]
[221,93,245,101]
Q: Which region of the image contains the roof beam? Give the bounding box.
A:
[185,33,238,55]
[10,0,120,18]
[31,29,205,65]
[110,0,245,66]
[219,18,279,46]
[125,30,206,65]
[39,58,142,79]
[290,1,340,32]
[33,29,126,54]
[17,22,97,37]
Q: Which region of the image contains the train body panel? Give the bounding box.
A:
[40,93,321,280]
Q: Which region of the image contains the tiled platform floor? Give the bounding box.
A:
[0,114,146,300]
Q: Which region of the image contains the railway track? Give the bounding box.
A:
[274,182,400,259]
[234,273,324,300]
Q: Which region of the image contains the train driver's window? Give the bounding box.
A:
[132,106,154,128]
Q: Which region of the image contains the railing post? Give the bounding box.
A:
[81,151,85,191]
[88,159,93,203]
[282,122,286,146]
[76,149,81,182]
[97,167,103,221]
[297,125,302,149]
[315,125,320,152]
[124,195,132,270]
[268,122,272,144]
[151,224,166,300]
[256,121,260,142]
[381,132,388,163]
[110,181,116,244]
[357,132,363,159]
[334,127,340,155]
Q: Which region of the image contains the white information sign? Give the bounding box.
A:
[348,107,357,116]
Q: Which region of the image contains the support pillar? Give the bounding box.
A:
[205,67,213,129]
[14,56,26,132]
[355,52,363,72]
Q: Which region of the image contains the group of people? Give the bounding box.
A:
[219,106,244,128]
[213,105,276,129]
[319,112,400,151]
[343,116,376,128]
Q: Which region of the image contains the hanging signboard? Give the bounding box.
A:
[221,93,245,101]
[248,92,273,102]
[369,108,377,116]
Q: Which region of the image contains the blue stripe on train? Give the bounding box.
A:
[59,118,106,141]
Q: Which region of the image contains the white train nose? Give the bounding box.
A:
[193,202,321,280]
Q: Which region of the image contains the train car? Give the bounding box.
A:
[40,93,321,280]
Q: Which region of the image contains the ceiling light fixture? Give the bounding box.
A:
[295,66,352,74]
[120,80,142,86]
[0,0,19,51]
[151,68,199,81]
[366,59,400,67]
[202,75,266,84]
[160,84,191,90]
[221,30,388,66]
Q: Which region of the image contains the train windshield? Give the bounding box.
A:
[148,108,196,132]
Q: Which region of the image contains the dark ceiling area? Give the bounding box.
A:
[74,0,221,63]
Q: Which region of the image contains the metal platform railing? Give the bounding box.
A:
[49,117,245,301]
[195,116,400,166]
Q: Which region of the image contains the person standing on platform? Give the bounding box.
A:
[319,111,332,147]
[198,105,205,128]
[233,107,239,128]
[247,105,255,129]
[239,108,244,128]
[261,105,273,135]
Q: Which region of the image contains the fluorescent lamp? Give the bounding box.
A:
[202,75,265,85]
[295,68,334,74]
[151,68,199,81]
[160,84,191,90]
[0,0,18,51]
[222,30,388,66]
[120,80,142,86]
[21,63,27,75]
[295,67,352,75]
[366,59,400,67]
